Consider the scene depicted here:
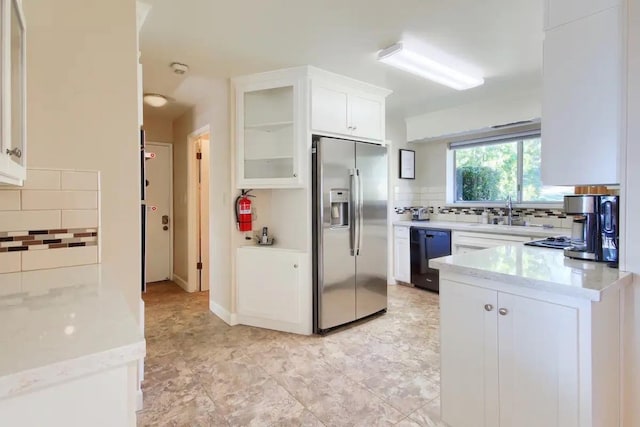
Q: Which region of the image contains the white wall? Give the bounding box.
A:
[24,0,140,320]
[171,79,232,312]
[143,114,173,143]
[405,89,541,142]
[622,0,640,424]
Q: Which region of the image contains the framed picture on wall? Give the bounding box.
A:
[399,149,415,179]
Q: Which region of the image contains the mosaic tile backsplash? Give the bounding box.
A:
[0,168,100,273]
[392,185,573,228]
[0,228,98,252]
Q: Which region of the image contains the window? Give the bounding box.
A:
[452,133,573,203]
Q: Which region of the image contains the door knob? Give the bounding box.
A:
[498,308,509,316]
[484,304,494,312]
[163,225,169,231]
[162,215,169,225]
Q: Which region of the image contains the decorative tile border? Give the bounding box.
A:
[0,228,98,252]
[395,206,566,218]
[437,207,567,218]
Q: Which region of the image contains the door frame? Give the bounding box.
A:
[187,125,210,292]
[146,141,174,282]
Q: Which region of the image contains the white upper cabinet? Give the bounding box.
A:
[542,5,623,185]
[311,85,349,135]
[349,93,384,141]
[233,66,391,189]
[0,0,27,185]
[234,75,304,189]
[545,0,620,30]
[311,77,389,143]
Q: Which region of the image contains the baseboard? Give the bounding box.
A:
[136,389,144,412]
[172,273,189,291]
[236,313,312,335]
[209,299,238,326]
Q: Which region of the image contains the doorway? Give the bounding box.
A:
[145,142,173,283]
[188,126,211,292]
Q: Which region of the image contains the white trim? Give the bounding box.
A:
[187,125,210,293]
[136,389,144,412]
[209,299,238,326]
[236,313,311,335]
[146,141,174,281]
[137,298,144,412]
[172,273,189,292]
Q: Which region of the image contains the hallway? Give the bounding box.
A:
[138,283,445,426]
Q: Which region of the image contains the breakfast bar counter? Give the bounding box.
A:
[431,244,630,427]
[0,264,145,427]
[430,244,632,301]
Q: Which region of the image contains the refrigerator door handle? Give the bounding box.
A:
[357,169,364,255]
[350,169,358,256]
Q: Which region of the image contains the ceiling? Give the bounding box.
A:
[140,0,543,121]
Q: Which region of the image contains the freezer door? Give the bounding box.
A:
[314,137,357,330]
[355,142,388,319]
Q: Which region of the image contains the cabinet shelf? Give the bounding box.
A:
[244,121,293,132]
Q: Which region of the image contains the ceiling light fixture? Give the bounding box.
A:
[377,43,484,90]
[143,93,168,107]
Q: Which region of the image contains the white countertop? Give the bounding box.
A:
[429,245,632,301]
[394,220,569,238]
[0,265,145,399]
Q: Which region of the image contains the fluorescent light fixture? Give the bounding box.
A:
[377,43,484,90]
[143,93,169,107]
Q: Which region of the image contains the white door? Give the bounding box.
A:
[145,143,172,283]
[440,280,500,427]
[497,293,579,427]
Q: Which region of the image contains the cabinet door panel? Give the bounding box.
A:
[440,280,499,427]
[311,85,349,135]
[237,249,302,325]
[542,6,622,185]
[393,237,410,283]
[498,293,579,427]
[349,94,383,141]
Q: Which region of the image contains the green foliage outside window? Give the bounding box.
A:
[453,136,572,203]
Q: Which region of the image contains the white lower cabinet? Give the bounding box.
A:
[393,226,411,283]
[236,247,311,334]
[440,278,620,427]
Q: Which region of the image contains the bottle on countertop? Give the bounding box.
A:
[481,210,489,224]
[261,227,269,244]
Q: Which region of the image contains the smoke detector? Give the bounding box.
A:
[170,62,189,75]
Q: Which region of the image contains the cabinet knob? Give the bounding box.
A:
[293,173,297,177]
[293,264,298,268]
[484,304,494,312]
[352,126,357,131]
[498,308,509,316]
[6,148,22,159]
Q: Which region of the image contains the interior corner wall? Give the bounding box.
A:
[623,0,640,424]
[171,79,232,311]
[143,114,174,143]
[23,0,141,320]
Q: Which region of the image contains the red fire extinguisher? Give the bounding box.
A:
[235,190,254,232]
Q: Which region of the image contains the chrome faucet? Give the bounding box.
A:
[505,195,513,226]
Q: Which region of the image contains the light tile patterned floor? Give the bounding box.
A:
[138,282,447,426]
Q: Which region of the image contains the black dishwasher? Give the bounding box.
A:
[410,227,451,293]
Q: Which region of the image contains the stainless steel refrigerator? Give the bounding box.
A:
[312,136,388,333]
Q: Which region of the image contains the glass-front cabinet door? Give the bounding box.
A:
[0,0,26,185]
[236,77,302,188]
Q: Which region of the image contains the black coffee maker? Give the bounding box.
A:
[563,195,619,263]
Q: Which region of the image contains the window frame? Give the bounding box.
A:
[449,130,568,206]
